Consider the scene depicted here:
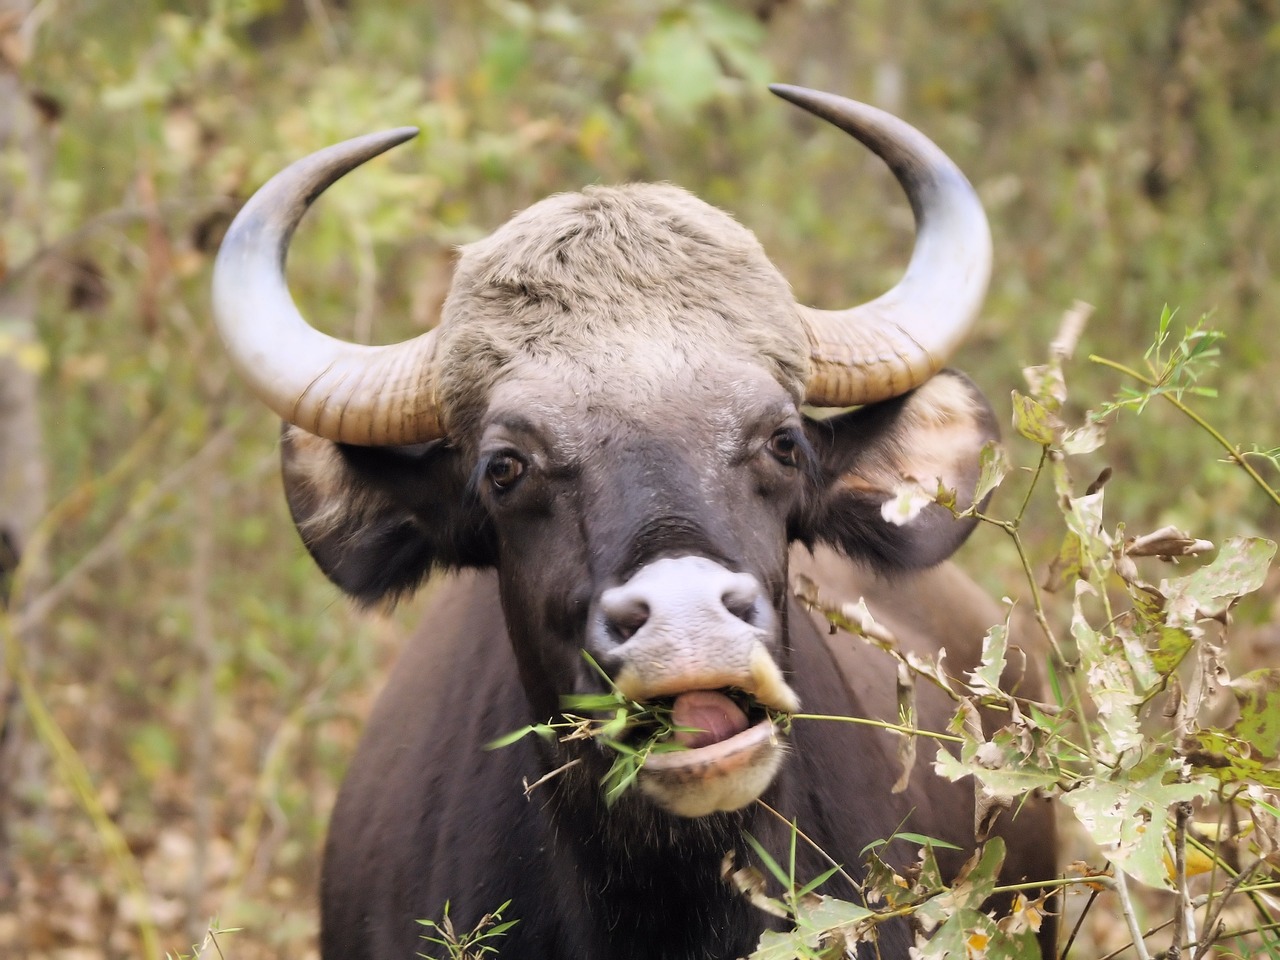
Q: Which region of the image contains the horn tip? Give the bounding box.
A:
[768,83,807,102]
[768,84,864,127]
[359,126,420,156]
[768,83,830,110]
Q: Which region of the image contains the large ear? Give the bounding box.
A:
[800,371,998,570]
[280,426,494,606]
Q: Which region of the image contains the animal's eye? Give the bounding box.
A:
[766,430,800,468]
[486,453,526,491]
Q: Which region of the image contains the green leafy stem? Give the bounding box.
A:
[1089,353,1280,509]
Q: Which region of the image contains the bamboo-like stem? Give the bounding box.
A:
[790,713,964,744]
[1089,354,1280,509]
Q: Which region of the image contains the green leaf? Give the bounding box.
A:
[1061,755,1210,889]
[746,832,791,889]
[561,691,624,712]
[749,894,874,960]
[1151,303,1175,356]
[1055,491,1113,585]
[914,839,1004,941]
[799,894,873,931]
[1070,582,1144,763]
[599,707,630,740]
[916,841,947,895]
[794,863,843,900]
[1045,530,1084,589]
[1010,390,1061,446]
[1114,620,1161,693]
[748,928,808,960]
[1186,731,1280,788]
[1227,669,1280,757]
[485,723,547,749]
[934,730,1064,798]
[628,16,722,118]
[972,440,1009,505]
[889,832,963,852]
[602,755,642,806]
[1146,625,1195,675]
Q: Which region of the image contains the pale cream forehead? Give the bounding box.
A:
[433,183,810,436]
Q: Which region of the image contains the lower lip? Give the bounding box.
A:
[641,718,778,774]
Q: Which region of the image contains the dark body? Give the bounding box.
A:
[321,557,1055,960]
[210,86,1060,960]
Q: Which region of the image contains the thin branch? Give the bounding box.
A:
[1,418,237,957]
[185,444,218,942]
[1195,859,1263,958]
[11,422,235,633]
[1097,912,1177,960]
[790,712,964,744]
[302,0,341,60]
[1014,445,1050,526]
[1059,888,1099,960]
[1111,866,1154,960]
[1089,354,1280,509]
[522,758,582,797]
[0,197,237,291]
[1168,801,1191,959]
[0,608,162,957]
[756,798,863,895]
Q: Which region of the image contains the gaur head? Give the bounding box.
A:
[212,86,997,819]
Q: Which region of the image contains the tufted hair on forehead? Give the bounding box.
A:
[434,183,809,436]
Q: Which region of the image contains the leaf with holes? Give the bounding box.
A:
[1072,583,1143,763]
[1228,669,1280,757]
[934,720,1064,799]
[1062,754,1210,889]
[967,619,1011,700]
[1160,537,1275,625]
[913,840,1025,960]
[1185,731,1280,789]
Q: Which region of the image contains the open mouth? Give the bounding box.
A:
[630,688,790,817]
[615,687,782,756]
[669,689,763,748]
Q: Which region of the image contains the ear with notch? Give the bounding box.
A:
[801,371,998,570]
[280,425,494,606]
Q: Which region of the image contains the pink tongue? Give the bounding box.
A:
[671,691,750,749]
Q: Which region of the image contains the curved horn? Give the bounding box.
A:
[212,127,445,445]
[770,85,992,406]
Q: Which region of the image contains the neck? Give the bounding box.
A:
[542,764,777,960]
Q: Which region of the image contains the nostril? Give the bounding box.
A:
[721,579,764,626]
[602,593,650,643]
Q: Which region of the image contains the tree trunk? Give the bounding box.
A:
[0,0,50,906]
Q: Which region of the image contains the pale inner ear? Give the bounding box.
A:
[282,426,346,499]
[281,426,369,541]
[837,375,991,508]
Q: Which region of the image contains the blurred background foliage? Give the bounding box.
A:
[0,0,1277,956]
